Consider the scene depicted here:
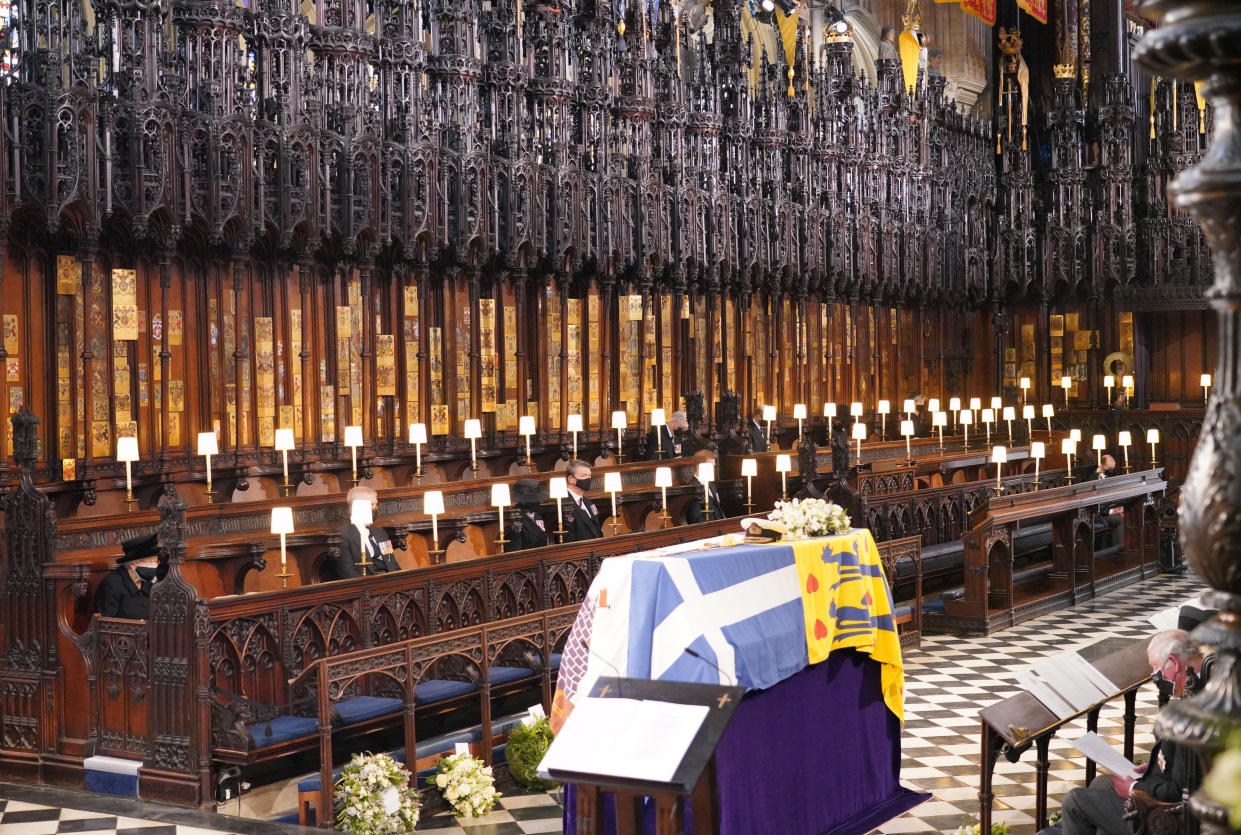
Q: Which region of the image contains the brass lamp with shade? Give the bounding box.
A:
[1019,377,1031,404]
[850,402,864,423]
[1092,434,1108,473]
[697,461,715,516]
[981,408,994,446]
[991,445,1007,494]
[1062,437,1078,484]
[1122,375,1135,404]
[409,422,427,478]
[823,402,838,422]
[197,431,219,504]
[1202,373,1212,404]
[1002,406,1016,443]
[275,428,295,496]
[604,471,623,535]
[344,425,364,485]
[611,410,628,463]
[1104,375,1116,406]
[960,409,973,450]
[900,419,915,465]
[762,404,777,444]
[1148,427,1160,468]
[969,397,982,413]
[491,483,511,547]
[464,419,483,471]
[1118,430,1132,472]
[852,422,868,466]
[932,411,946,453]
[1061,376,1072,408]
[654,467,673,528]
[741,458,757,513]
[903,399,916,423]
[928,397,941,415]
[1042,403,1054,433]
[990,396,1002,412]
[794,403,808,440]
[876,400,890,439]
[1022,404,1035,439]
[775,453,792,499]
[1070,428,1083,444]
[566,414,584,459]
[650,408,667,456]
[117,436,140,512]
[1031,441,1045,486]
[948,397,961,431]
[549,477,569,541]
[424,490,446,563]
[519,415,537,467]
[271,506,295,588]
[350,498,373,575]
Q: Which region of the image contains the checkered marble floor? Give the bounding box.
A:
[0,573,1204,835]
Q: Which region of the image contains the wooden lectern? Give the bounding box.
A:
[544,677,744,835]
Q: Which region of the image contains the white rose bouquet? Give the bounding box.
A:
[333,752,421,834]
[767,498,851,539]
[432,752,500,818]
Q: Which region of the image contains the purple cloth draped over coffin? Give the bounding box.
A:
[561,649,929,835]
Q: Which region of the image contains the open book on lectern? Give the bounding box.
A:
[538,677,744,796]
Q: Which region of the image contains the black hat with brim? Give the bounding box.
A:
[512,478,548,504]
[118,533,159,564]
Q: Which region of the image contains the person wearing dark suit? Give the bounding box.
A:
[563,459,605,541]
[96,533,161,619]
[685,477,725,523]
[747,408,769,453]
[504,478,551,552]
[646,410,689,460]
[330,486,401,579]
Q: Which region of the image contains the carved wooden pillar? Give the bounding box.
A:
[158,250,173,468]
[512,268,529,425]
[466,265,482,429]
[600,277,616,423]
[416,259,431,430]
[1137,3,1241,831]
[299,261,313,453]
[79,246,99,479]
[1037,295,1052,404]
[359,260,376,449]
[231,258,247,463]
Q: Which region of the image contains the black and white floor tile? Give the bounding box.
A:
[0,573,1204,835]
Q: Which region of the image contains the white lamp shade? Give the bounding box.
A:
[1147,428,1160,444]
[1061,438,1076,455]
[960,410,973,425]
[1031,441,1046,459]
[410,423,428,444]
[1202,373,1213,387]
[852,422,868,440]
[698,461,715,482]
[117,436,139,462]
[741,458,758,478]
[650,408,666,427]
[850,402,864,417]
[463,419,482,439]
[611,410,628,430]
[1061,376,1072,388]
[1122,375,1134,389]
[350,498,373,526]
[270,506,294,535]
[1104,375,1115,387]
[823,403,838,418]
[949,397,961,411]
[196,431,218,457]
[423,490,445,516]
[654,467,673,488]
[991,445,1008,464]
[491,483,511,507]
[762,405,777,421]
[344,425,363,447]
[793,403,808,420]
[1042,404,1054,418]
[1020,377,1031,389]
[274,428,295,451]
[604,471,623,493]
[981,409,995,423]
[932,411,946,427]
[775,453,792,472]
[876,400,890,415]
[1070,428,1083,442]
[991,397,1003,410]
[928,398,940,412]
[1119,431,1132,446]
[1002,407,1016,421]
[549,476,569,498]
[566,414,584,433]
[903,399,916,413]
[1093,434,1107,451]
[1022,405,1035,419]
[900,419,914,436]
[519,415,536,435]
[969,397,982,411]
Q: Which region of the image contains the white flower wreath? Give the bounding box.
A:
[433,752,501,818]
[766,497,851,539]
[333,752,421,834]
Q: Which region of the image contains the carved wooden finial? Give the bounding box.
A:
[10,407,39,470]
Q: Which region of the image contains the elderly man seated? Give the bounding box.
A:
[1037,629,1203,835]
[328,486,401,579]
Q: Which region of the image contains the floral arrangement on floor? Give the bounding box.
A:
[333,752,421,835]
[951,820,1009,835]
[432,752,501,818]
[506,714,559,791]
[767,498,851,539]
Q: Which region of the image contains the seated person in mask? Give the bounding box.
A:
[330,486,400,579]
[96,533,162,620]
[563,459,605,542]
[504,478,550,552]
[747,407,770,453]
[686,454,725,523]
[1037,629,1204,835]
[647,410,690,460]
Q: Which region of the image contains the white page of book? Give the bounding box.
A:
[1015,669,1076,719]
[1033,654,1109,712]
[538,697,710,783]
[1063,651,1121,696]
[1073,731,1141,779]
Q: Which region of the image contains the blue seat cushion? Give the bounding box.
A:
[414,679,476,705]
[334,696,402,725]
[247,714,318,748]
[893,603,914,620]
[489,666,535,686]
[550,652,562,670]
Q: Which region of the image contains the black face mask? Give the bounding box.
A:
[135,565,159,583]
[573,477,592,493]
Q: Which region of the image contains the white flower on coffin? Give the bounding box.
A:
[766,498,850,539]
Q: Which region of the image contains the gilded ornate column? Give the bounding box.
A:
[1136,2,1241,831]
